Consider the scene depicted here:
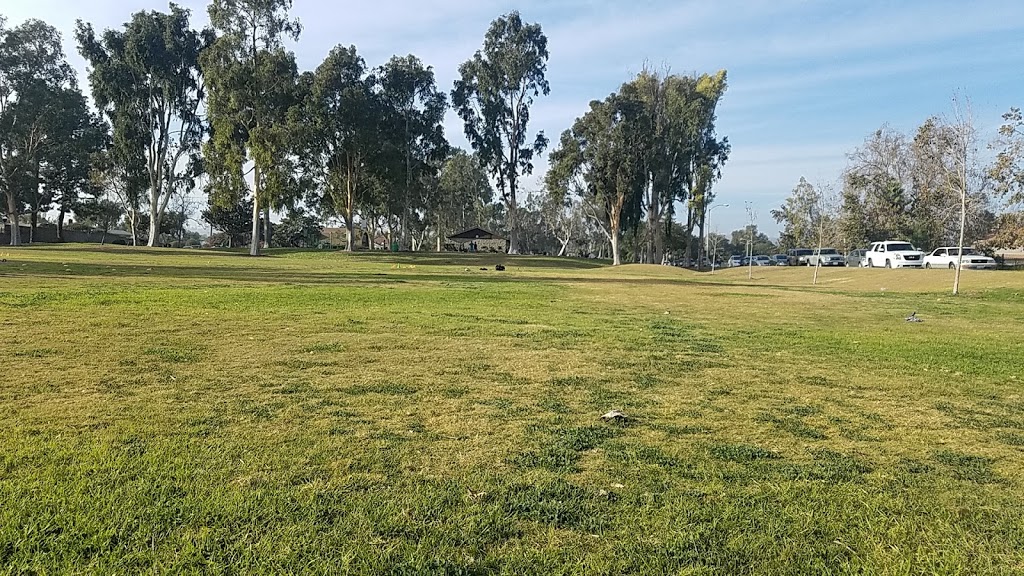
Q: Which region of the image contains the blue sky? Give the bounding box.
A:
[6,0,1024,235]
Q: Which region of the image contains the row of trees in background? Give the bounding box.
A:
[1,3,548,254]
[7,1,1023,261]
[774,102,1024,258]
[3,2,732,263]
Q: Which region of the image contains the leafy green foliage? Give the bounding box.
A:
[271,209,322,248]
[0,18,78,245]
[75,6,205,247]
[296,45,379,251]
[453,12,550,254]
[202,0,302,256]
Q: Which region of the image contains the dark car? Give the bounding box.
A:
[772,254,789,266]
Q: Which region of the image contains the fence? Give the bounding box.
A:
[1,224,126,245]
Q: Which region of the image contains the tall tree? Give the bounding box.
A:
[989,107,1024,250]
[681,72,730,268]
[452,11,550,254]
[202,0,301,256]
[842,126,914,243]
[76,5,205,248]
[547,91,647,265]
[298,45,381,251]
[378,55,448,249]
[0,18,75,246]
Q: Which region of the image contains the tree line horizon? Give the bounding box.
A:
[2,1,1022,262]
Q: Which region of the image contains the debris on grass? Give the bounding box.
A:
[601,409,627,422]
[905,311,923,323]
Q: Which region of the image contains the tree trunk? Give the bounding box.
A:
[5,191,20,246]
[953,188,967,296]
[57,208,66,242]
[30,162,40,244]
[249,165,261,256]
[506,202,520,254]
[345,218,355,252]
[610,199,623,266]
[147,189,161,248]
[506,174,520,254]
[683,205,695,266]
[696,213,706,270]
[264,206,271,249]
[813,223,824,286]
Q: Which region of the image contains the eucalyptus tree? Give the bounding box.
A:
[378,55,448,248]
[679,72,730,267]
[615,70,729,265]
[0,18,75,245]
[76,5,205,248]
[452,11,550,254]
[202,0,301,256]
[547,91,647,265]
[298,45,382,251]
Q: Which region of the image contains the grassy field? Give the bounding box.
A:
[2,246,1023,574]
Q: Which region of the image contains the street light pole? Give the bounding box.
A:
[708,203,729,274]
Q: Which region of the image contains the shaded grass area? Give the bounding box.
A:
[2,245,1024,573]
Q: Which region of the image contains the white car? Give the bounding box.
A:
[864,241,925,268]
[923,247,997,270]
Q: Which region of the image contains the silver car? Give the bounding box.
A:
[846,249,868,268]
[807,248,846,267]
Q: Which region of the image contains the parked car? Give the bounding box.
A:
[786,248,814,266]
[806,248,846,267]
[864,241,925,268]
[727,255,744,268]
[772,254,790,266]
[846,249,868,268]
[752,255,773,266]
[923,247,997,270]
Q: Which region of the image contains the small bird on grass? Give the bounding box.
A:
[905,311,923,323]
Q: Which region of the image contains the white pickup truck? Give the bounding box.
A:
[864,241,925,268]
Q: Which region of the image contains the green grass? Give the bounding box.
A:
[2,245,1024,574]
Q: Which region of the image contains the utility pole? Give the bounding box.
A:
[745,202,757,280]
